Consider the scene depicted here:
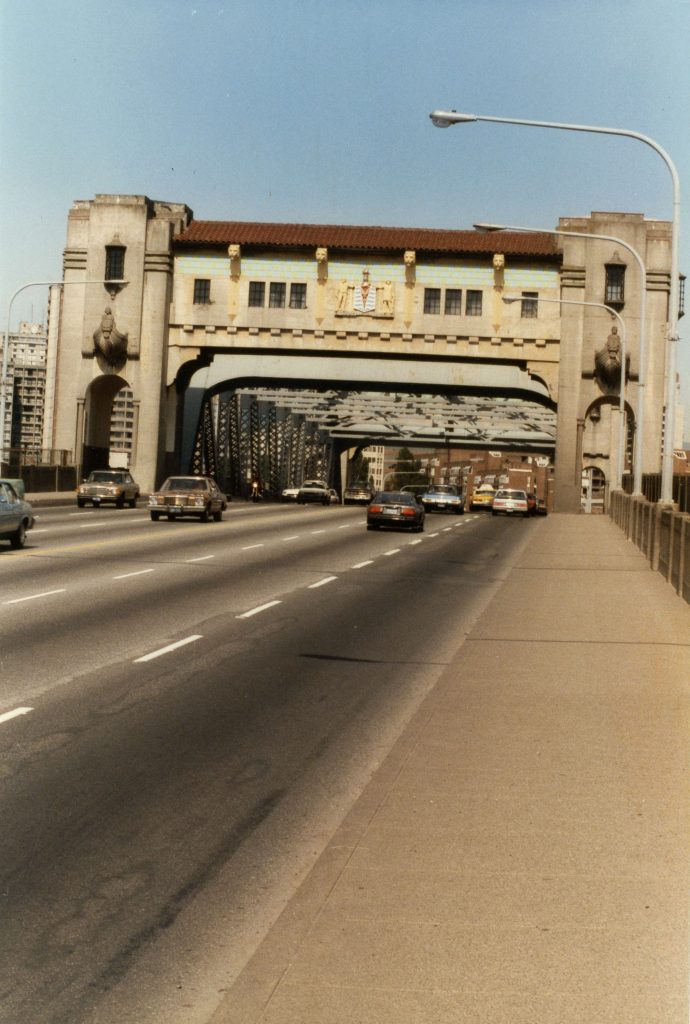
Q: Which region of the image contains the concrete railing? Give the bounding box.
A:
[609,491,690,604]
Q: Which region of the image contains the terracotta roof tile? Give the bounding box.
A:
[174,220,559,259]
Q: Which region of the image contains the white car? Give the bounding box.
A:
[281,485,300,502]
[491,488,530,518]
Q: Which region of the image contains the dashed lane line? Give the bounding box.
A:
[186,554,215,563]
[3,588,67,606]
[236,600,282,619]
[112,569,155,580]
[308,576,338,589]
[352,560,373,568]
[0,707,33,726]
[134,635,203,663]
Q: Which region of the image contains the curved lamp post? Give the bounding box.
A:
[503,294,627,492]
[430,108,681,504]
[1,279,126,462]
[475,222,646,495]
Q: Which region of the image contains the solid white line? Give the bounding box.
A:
[4,588,66,605]
[242,543,264,550]
[308,576,337,589]
[237,600,282,619]
[113,568,154,580]
[0,707,33,725]
[186,554,215,562]
[134,634,203,663]
[383,549,400,556]
[352,560,373,568]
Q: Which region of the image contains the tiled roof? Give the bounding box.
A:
[174,220,560,259]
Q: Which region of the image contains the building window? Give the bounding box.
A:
[269,282,286,308]
[444,289,462,315]
[105,245,125,282]
[289,283,307,309]
[248,281,265,307]
[521,291,538,318]
[466,290,483,316]
[424,288,441,314]
[193,279,211,304]
[605,264,625,306]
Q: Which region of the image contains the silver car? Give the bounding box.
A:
[0,480,35,549]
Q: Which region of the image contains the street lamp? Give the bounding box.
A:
[474,221,647,495]
[1,278,126,463]
[503,294,628,491]
[430,108,681,504]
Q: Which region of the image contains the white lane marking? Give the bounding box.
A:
[113,568,155,580]
[383,549,400,556]
[428,532,439,537]
[282,535,300,541]
[3,588,66,605]
[310,529,326,535]
[308,576,337,589]
[442,527,452,532]
[409,539,423,545]
[0,707,33,725]
[237,600,282,619]
[70,511,95,516]
[31,529,49,533]
[242,543,264,550]
[134,634,203,663]
[338,523,355,529]
[352,560,373,568]
[79,523,106,529]
[186,554,215,562]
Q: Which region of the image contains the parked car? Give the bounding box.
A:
[343,481,373,505]
[327,488,340,504]
[421,483,464,514]
[77,469,140,508]
[366,490,425,532]
[491,488,530,518]
[148,475,227,521]
[281,485,300,502]
[526,492,538,516]
[469,484,496,511]
[0,479,35,549]
[297,479,332,505]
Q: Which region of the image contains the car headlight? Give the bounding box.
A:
[192,495,205,506]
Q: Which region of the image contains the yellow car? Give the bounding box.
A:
[469,485,495,511]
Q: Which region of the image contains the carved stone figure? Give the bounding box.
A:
[594,324,625,392]
[336,279,350,312]
[381,280,395,315]
[93,306,128,370]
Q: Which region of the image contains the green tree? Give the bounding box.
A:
[349,453,370,484]
[387,447,426,490]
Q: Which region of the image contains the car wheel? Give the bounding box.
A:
[200,506,211,522]
[116,495,125,508]
[167,513,176,521]
[367,523,378,530]
[213,508,223,521]
[77,498,86,508]
[129,496,137,508]
[150,511,160,521]
[10,521,27,549]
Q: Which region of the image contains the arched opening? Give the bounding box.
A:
[581,465,607,514]
[82,375,132,477]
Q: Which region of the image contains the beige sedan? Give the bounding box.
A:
[148,475,227,522]
[77,470,140,508]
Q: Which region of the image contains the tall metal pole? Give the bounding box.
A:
[431,109,681,503]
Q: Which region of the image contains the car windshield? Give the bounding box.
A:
[427,485,457,494]
[496,489,527,499]
[162,478,208,491]
[89,471,125,483]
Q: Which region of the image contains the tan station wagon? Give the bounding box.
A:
[77,470,140,508]
[148,475,227,521]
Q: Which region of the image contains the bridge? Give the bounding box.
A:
[48,196,674,512]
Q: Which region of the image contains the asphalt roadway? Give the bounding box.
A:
[209,513,690,1024]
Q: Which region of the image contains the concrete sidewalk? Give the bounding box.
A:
[212,514,690,1024]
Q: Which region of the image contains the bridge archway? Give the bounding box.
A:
[81,374,131,477]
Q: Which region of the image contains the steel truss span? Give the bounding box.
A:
[191,387,556,499]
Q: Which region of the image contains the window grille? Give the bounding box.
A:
[444,289,462,315]
[269,282,286,308]
[193,279,211,304]
[105,245,125,282]
[605,264,625,306]
[424,288,441,314]
[248,281,265,307]
[521,292,538,318]
[289,283,307,309]
[466,290,483,316]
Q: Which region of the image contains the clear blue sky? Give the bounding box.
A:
[2,0,689,435]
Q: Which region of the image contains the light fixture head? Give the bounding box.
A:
[473,223,506,233]
[429,110,478,128]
